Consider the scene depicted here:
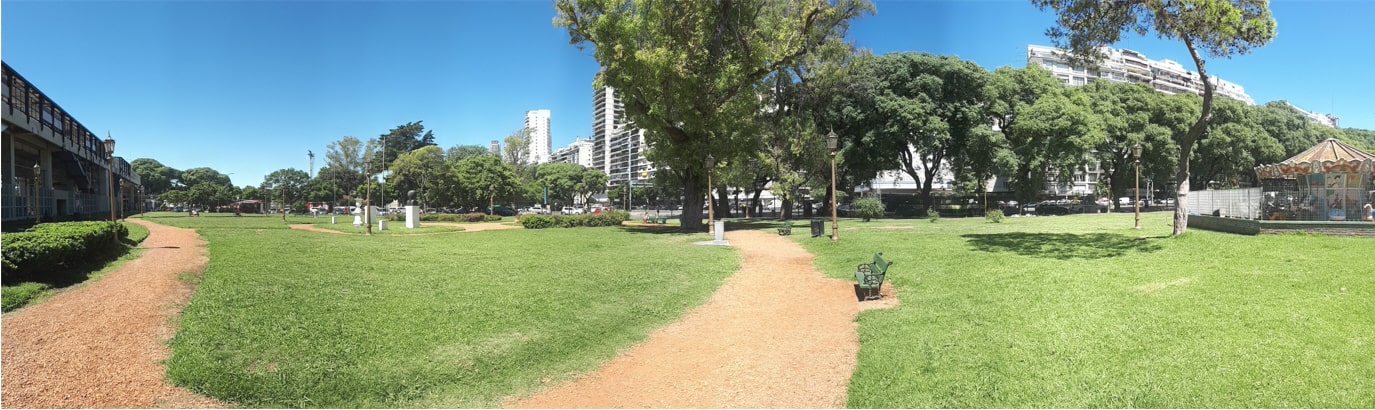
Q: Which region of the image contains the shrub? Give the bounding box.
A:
[519,211,630,229]
[520,215,555,229]
[462,212,487,222]
[929,213,941,223]
[484,215,502,222]
[853,197,885,222]
[2,221,127,284]
[985,209,1005,223]
[421,213,465,222]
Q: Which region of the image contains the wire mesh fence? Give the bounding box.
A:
[1187,188,1262,220]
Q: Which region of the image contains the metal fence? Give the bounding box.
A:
[1187,188,1262,220]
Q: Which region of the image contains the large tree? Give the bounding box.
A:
[1034,0,1277,234]
[451,154,519,212]
[130,158,181,194]
[179,167,232,189]
[555,0,872,231]
[388,146,446,206]
[1081,81,1177,209]
[502,128,534,176]
[322,136,367,196]
[261,168,311,212]
[839,52,999,214]
[986,66,1104,203]
[377,121,437,167]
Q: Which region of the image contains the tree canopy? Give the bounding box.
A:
[555,0,873,230]
[1034,0,1277,235]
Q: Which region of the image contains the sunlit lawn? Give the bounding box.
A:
[156,213,738,408]
[787,212,1373,408]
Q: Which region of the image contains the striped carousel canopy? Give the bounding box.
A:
[1255,138,1375,178]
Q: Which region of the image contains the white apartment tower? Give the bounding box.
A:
[591,86,654,187]
[551,138,595,168]
[524,109,552,164]
[1027,44,1255,105]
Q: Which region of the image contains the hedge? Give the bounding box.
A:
[520,211,629,229]
[1,221,128,284]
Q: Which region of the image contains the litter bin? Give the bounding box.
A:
[810,218,824,237]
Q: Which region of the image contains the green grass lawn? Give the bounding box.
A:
[139,211,324,229]
[1,220,151,312]
[160,214,738,408]
[791,212,1373,408]
[305,221,466,235]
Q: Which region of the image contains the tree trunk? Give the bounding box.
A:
[1175,37,1216,236]
[750,188,764,218]
[680,171,705,231]
[781,198,793,221]
[716,186,732,218]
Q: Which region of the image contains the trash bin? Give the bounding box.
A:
[810,218,824,237]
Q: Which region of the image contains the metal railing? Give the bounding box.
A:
[1187,188,1262,220]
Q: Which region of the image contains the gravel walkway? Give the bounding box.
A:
[508,229,864,408]
[1,218,223,408]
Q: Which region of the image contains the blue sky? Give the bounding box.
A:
[3,0,1371,188]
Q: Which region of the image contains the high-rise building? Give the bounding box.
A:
[1027,44,1255,105]
[525,109,551,164]
[551,138,595,168]
[591,86,654,187]
[1282,101,1340,128]
[488,140,500,154]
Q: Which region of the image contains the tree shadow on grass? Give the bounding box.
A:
[962,232,1163,260]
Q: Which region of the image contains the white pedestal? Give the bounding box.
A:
[353,216,363,226]
[405,205,420,229]
[331,216,337,224]
[714,220,725,242]
[378,219,388,231]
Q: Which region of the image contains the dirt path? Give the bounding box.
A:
[508,229,865,408]
[1,218,224,409]
[288,221,522,235]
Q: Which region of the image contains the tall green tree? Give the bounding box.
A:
[261,168,310,212]
[322,136,367,196]
[1082,81,1176,209]
[555,0,873,231]
[838,52,998,213]
[986,66,1104,203]
[179,167,232,189]
[1034,0,1277,234]
[387,146,445,206]
[130,158,181,194]
[447,145,491,162]
[377,121,437,167]
[502,128,534,174]
[451,155,518,213]
[1190,96,1282,188]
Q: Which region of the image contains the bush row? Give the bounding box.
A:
[2,221,128,284]
[519,211,629,229]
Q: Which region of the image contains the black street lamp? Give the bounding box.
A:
[104,134,116,227]
[364,158,373,236]
[1133,143,1143,230]
[705,153,715,233]
[32,163,42,224]
[827,130,839,242]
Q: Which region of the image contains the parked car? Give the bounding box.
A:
[486,205,517,216]
[561,206,583,215]
[1035,202,1071,216]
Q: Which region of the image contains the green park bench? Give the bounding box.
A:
[854,252,892,301]
[777,220,793,236]
[655,216,668,224]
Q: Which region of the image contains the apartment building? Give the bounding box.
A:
[590,86,654,187]
[550,138,595,168]
[488,140,500,154]
[1282,101,1340,128]
[1027,44,1255,105]
[524,109,551,164]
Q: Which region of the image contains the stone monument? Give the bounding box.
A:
[404,190,421,229]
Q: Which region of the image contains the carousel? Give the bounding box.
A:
[1254,138,1375,221]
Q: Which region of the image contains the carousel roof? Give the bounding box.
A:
[1255,138,1375,178]
[1284,138,1375,163]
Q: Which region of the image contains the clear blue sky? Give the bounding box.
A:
[4,0,1371,188]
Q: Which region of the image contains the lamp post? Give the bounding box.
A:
[705,153,715,233]
[827,130,839,242]
[280,176,287,223]
[364,158,373,236]
[1133,143,1142,230]
[104,134,116,226]
[32,163,42,224]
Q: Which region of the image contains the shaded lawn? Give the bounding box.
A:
[305,222,466,235]
[164,221,737,408]
[796,212,1373,408]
